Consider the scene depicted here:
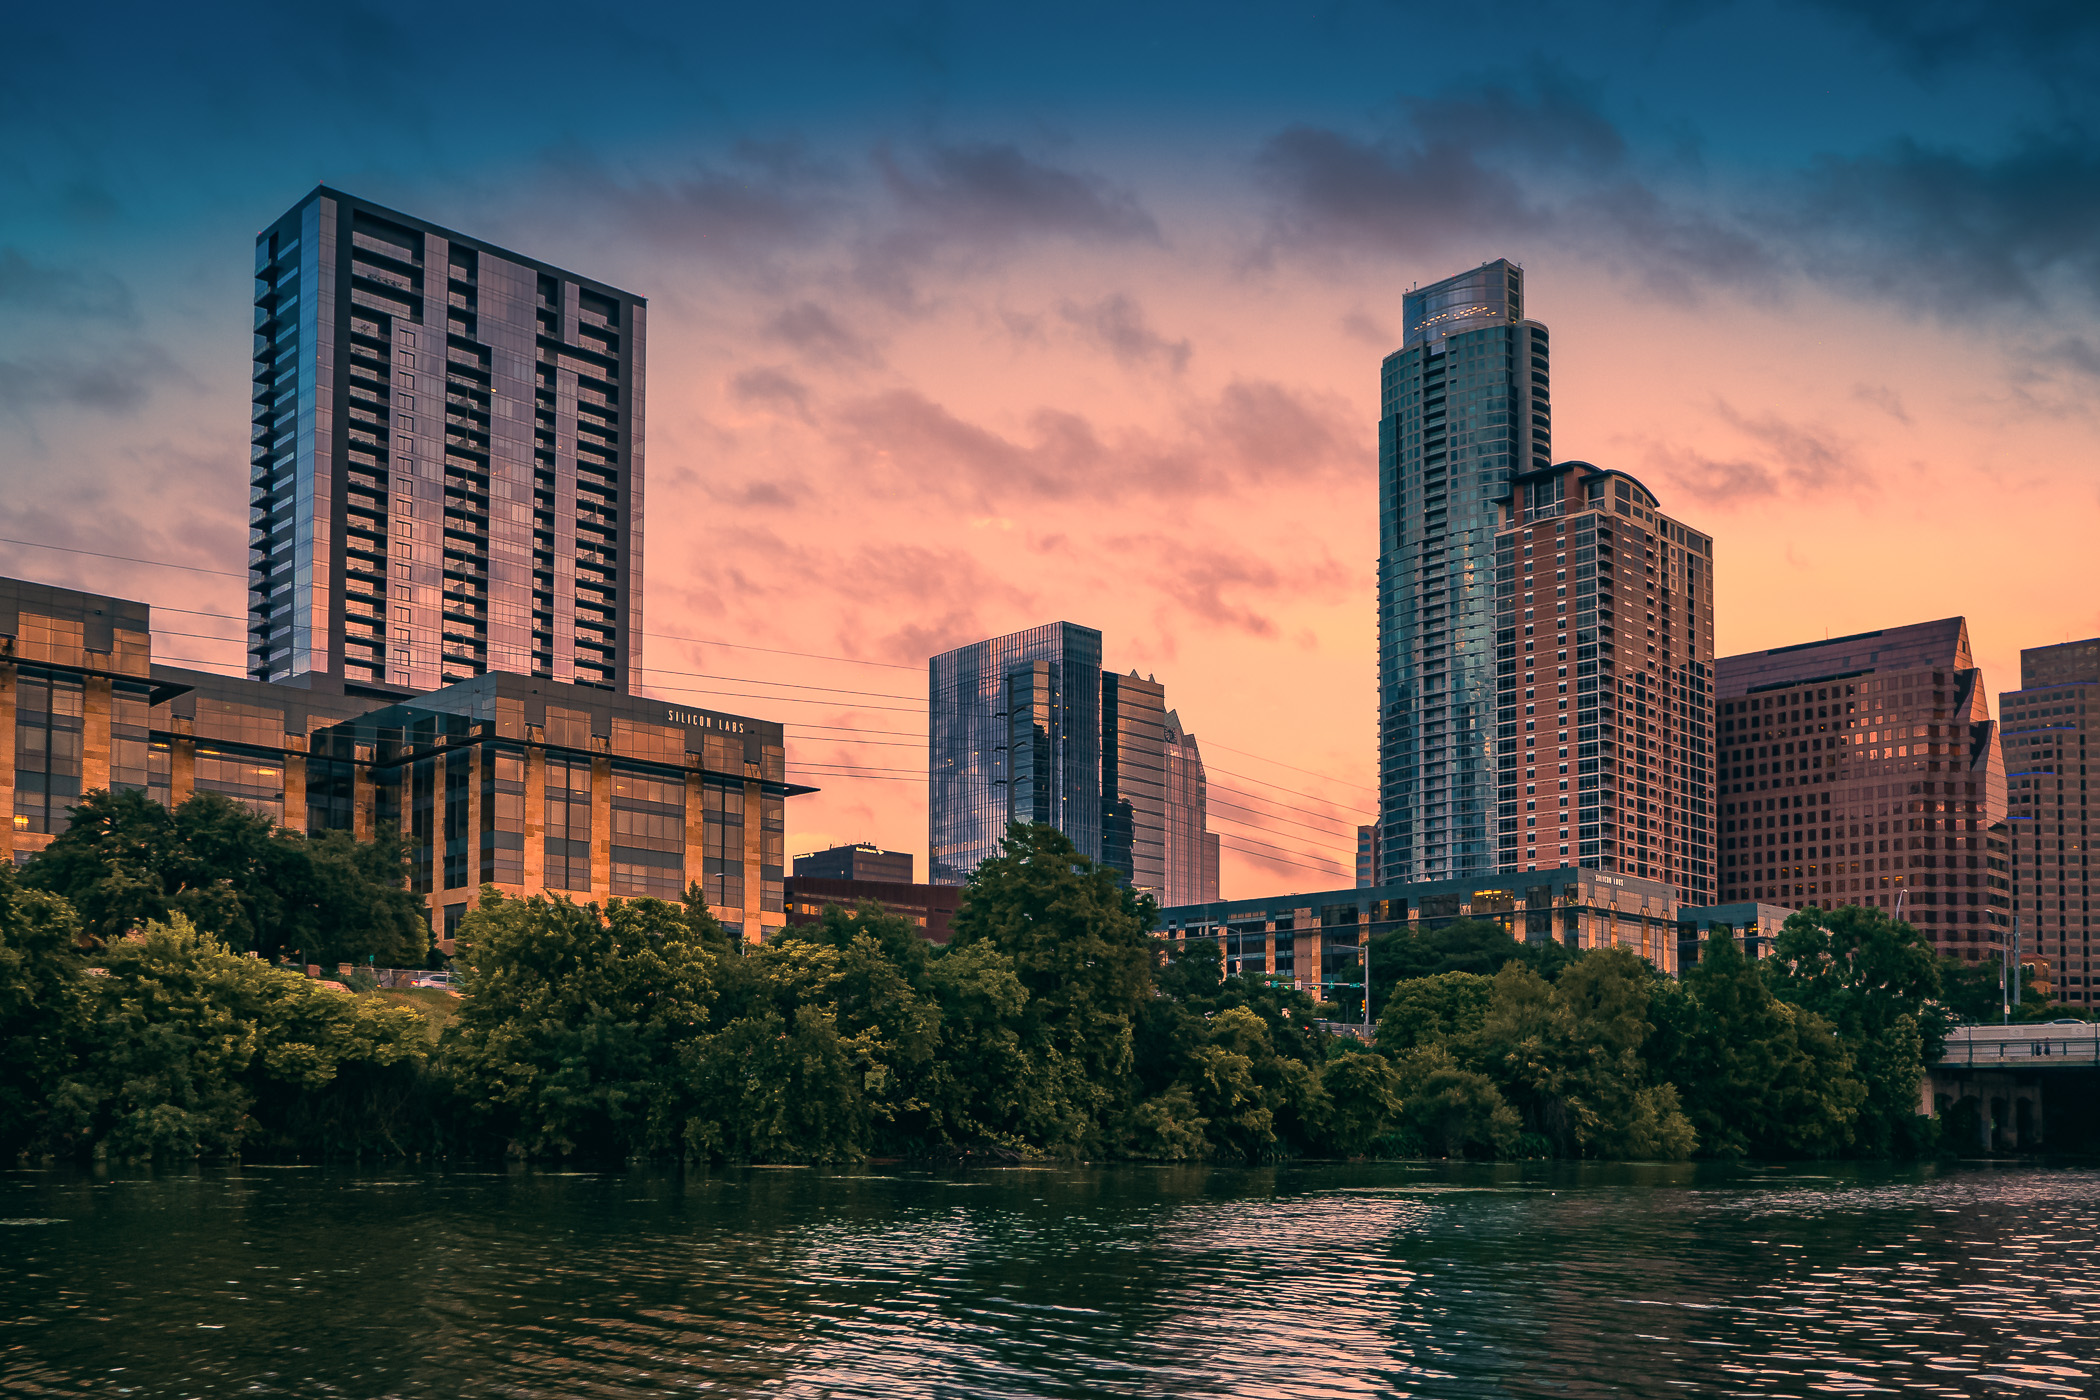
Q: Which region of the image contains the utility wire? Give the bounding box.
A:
[1205,740,1377,794]
[0,536,247,580]
[639,665,919,703]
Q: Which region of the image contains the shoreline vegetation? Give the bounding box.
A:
[0,801,2079,1167]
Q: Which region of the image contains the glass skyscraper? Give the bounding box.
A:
[929,622,1103,885]
[1102,669,1168,896]
[248,187,644,695]
[1377,259,1551,883]
[1163,708,1220,906]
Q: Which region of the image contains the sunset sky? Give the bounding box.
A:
[3,1,2096,895]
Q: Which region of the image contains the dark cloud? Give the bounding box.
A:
[1851,382,1911,421]
[765,301,883,367]
[877,142,1160,247]
[1108,535,1353,638]
[1785,128,2100,315]
[1646,404,1869,505]
[0,249,135,320]
[1340,309,1396,347]
[729,365,815,419]
[1058,293,1190,372]
[539,140,844,268]
[1253,122,1538,261]
[857,142,1162,307]
[0,343,181,416]
[828,378,1355,509]
[1811,0,2100,84]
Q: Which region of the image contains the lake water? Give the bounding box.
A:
[2,1162,2095,1397]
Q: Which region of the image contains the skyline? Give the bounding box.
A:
[4,2,2098,895]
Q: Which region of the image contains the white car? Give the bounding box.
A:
[409,974,455,989]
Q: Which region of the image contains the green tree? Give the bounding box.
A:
[1391,1045,1520,1158]
[440,891,720,1159]
[1651,929,1862,1158]
[1763,904,1940,1156]
[946,823,1156,1153]
[1937,953,2044,1024]
[51,915,425,1160]
[1320,1046,1406,1156]
[1376,971,1493,1051]
[0,865,85,1156]
[24,789,425,966]
[1368,917,1575,1015]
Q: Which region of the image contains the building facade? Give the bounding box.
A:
[1377,260,1552,887]
[928,622,1104,885]
[784,875,962,943]
[4,577,801,945]
[1714,619,2008,960]
[792,842,913,884]
[1163,709,1220,906]
[1157,864,1680,1013]
[249,187,644,696]
[1493,462,1718,906]
[1675,900,1794,970]
[2000,638,2096,1005]
[1101,670,1168,897]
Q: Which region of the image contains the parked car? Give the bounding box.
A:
[410,973,455,989]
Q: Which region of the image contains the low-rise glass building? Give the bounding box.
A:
[1156,864,1680,1016]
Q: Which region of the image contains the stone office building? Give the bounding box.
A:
[4,576,805,945]
[1713,618,2009,960]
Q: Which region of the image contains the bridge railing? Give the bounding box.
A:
[1934,1024,2100,1067]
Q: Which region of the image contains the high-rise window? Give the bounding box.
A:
[248,187,644,694]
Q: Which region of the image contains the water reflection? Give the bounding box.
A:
[1,1162,2094,1397]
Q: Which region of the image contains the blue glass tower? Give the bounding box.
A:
[1377,260,1551,883]
[928,622,1103,886]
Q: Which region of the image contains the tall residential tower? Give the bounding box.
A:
[1493,462,1717,904]
[1377,260,1550,884]
[248,187,644,695]
[2000,638,2094,1004]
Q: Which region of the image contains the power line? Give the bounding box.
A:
[1207,795,1360,842]
[638,665,919,703]
[1213,836,1350,880]
[648,628,919,672]
[1208,763,1375,817]
[1205,740,1377,795]
[645,680,923,714]
[0,536,246,580]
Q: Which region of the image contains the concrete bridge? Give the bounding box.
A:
[1925,1022,2100,1152]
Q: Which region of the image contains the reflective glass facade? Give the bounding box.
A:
[1494,463,1717,905]
[1102,670,1167,897]
[249,187,644,695]
[1163,709,1219,906]
[929,623,1103,885]
[1378,260,1550,885]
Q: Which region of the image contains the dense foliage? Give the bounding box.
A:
[2,812,2068,1166]
[23,790,430,966]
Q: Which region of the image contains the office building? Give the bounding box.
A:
[793,842,913,884]
[1377,259,1551,886]
[249,187,644,696]
[1715,619,2008,959]
[1158,864,1681,1012]
[928,625,1218,896]
[1102,670,1168,896]
[2000,639,2096,1004]
[3,576,803,945]
[929,622,1103,885]
[784,875,962,943]
[1675,900,1793,969]
[1493,461,1717,906]
[1163,709,1220,906]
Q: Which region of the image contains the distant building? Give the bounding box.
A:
[1714,618,2008,962]
[1158,864,1681,1013]
[1675,901,1794,970]
[249,187,644,695]
[1492,461,1717,906]
[929,624,1215,898]
[1101,670,1168,896]
[1355,825,1380,888]
[1163,710,1220,906]
[2000,638,2097,1005]
[929,622,1103,885]
[784,876,962,943]
[1377,259,1552,888]
[792,842,912,884]
[1,575,807,945]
